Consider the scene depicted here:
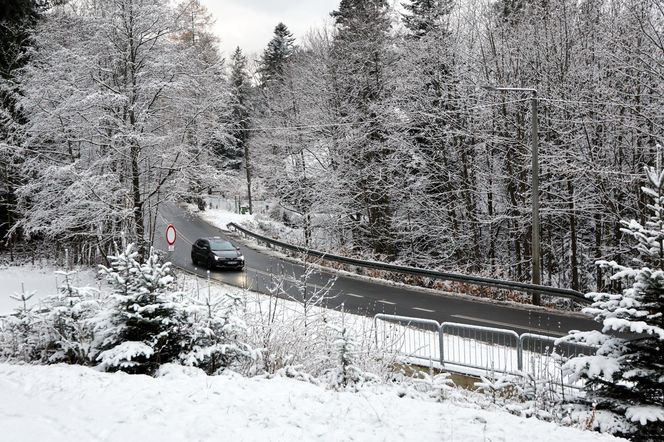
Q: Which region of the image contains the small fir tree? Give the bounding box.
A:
[1,273,99,364]
[327,324,378,390]
[2,288,38,361]
[94,244,187,375]
[179,290,255,375]
[563,159,664,441]
[41,270,100,364]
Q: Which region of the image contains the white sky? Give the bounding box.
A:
[200,0,340,60]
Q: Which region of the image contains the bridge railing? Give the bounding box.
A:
[227,222,589,304]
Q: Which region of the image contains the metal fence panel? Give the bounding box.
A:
[520,333,597,392]
[441,322,520,374]
[374,314,441,365]
[371,314,598,399]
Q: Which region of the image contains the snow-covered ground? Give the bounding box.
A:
[0,363,624,442]
[197,205,257,232]
[0,264,624,441]
[194,198,303,244]
[0,265,97,315]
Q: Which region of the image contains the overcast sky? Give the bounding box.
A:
[200,0,340,59]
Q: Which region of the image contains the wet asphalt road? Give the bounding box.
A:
[154,204,599,337]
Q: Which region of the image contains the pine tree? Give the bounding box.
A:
[223,46,255,212]
[179,290,254,375]
[327,324,377,390]
[401,0,453,38]
[330,0,398,258]
[94,244,187,375]
[226,47,251,165]
[41,270,100,364]
[563,159,664,440]
[257,23,295,88]
[3,286,38,361]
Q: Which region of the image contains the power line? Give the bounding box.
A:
[541,97,660,109]
[241,121,356,132]
[241,98,532,133]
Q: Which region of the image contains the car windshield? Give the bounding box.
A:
[209,240,235,251]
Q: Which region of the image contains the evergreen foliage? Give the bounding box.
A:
[0,259,256,376]
[179,289,255,375]
[0,271,100,364]
[327,324,378,390]
[331,0,390,32]
[40,271,100,364]
[563,160,664,441]
[258,23,295,87]
[221,47,252,170]
[2,287,38,361]
[95,245,187,375]
[401,0,453,38]
[330,0,398,258]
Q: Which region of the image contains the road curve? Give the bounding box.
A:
[154,204,599,337]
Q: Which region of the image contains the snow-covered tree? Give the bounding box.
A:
[327,323,378,390]
[329,0,401,258]
[1,287,39,361]
[39,271,100,364]
[15,0,226,259]
[401,0,453,38]
[94,244,187,375]
[0,0,45,241]
[179,289,255,375]
[257,23,296,88]
[223,47,251,171]
[0,270,101,364]
[563,159,664,440]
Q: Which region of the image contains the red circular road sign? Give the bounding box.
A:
[166,224,177,246]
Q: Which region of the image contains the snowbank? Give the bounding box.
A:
[197,206,257,232]
[193,201,302,244]
[0,363,624,442]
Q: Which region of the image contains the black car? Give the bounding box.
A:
[191,237,245,271]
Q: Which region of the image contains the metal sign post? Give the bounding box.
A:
[166,224,177,252]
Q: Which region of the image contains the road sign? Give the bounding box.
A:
[166,224,176,251]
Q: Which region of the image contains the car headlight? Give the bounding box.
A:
[215,255,222,260]
[238,255,244,261]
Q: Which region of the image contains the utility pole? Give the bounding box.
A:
[483,86,541,305]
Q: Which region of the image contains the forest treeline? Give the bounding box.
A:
[0,0,662,292]
[247,0,663,293]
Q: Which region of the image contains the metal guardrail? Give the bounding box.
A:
[227,223,590,304]
[373,314,597,386]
